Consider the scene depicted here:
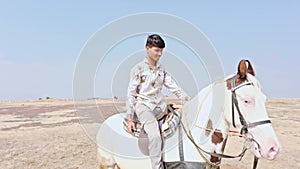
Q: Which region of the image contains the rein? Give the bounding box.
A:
[180,118,248,168]
[169,107,248,168]
[194,124,244,137]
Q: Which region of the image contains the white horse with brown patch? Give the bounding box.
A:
[96,59,281,169]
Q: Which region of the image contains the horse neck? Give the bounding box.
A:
[194,82,231,151]
[210,82,232,133]
[219,89,234,134]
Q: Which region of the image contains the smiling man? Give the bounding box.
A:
[126,34,190,169]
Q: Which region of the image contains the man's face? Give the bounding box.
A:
[146,46,163,62]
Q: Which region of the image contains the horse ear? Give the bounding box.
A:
[237,59,255,78]
[237,59,247,79]
[245,60,255,76]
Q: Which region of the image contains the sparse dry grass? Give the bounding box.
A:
[0,98,299,168]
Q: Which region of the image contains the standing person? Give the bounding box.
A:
[126,34,190,169]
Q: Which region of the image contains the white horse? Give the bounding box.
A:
[96,59,281,169]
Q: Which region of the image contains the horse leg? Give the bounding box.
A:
[205,164,220,169]
[97,154,119,169]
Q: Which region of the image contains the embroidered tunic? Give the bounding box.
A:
[127,58,190,115]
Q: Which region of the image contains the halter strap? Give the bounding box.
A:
[240,120,271,136]
[231,76,253,128]
[231,87,271,133]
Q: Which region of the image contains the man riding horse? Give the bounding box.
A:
[126,34,190,169]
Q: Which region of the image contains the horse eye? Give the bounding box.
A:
[242,98,255,106]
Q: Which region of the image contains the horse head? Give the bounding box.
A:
[224,59,281,160]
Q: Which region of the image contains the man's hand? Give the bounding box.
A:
[172,104,182,109]
[127,116,136,136]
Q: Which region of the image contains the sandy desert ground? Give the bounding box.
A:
[0,98,299,169]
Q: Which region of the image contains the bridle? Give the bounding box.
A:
[177,76,272,169]
[230,76,271,169]
[231,76,271,136]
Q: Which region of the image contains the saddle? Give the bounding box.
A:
[123,104,182,139]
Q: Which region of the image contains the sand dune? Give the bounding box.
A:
[0,98,299,169]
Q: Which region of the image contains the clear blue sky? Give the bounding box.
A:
[0,1,299,101]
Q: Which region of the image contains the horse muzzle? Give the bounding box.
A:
[245,133,281,160]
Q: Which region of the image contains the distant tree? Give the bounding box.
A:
[38,98,42,100]
[46,97,51,100]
